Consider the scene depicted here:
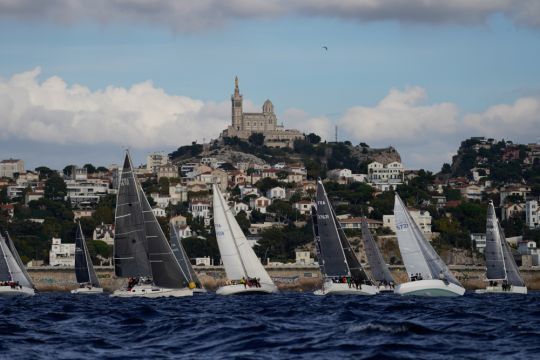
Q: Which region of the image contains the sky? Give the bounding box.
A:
[0,0,539,171]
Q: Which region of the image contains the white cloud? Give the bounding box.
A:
[1,0,540,32]
[0,67,229,147]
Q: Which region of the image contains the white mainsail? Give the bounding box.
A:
[213,184,274,285]
[0,235,33,288]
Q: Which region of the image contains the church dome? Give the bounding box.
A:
[262,99,274,114]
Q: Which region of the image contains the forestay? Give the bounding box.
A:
[113,153,152,278]
[361,219,394,283]
[139,186,189,289]
[213,184,273,285]
[74,223,100,287]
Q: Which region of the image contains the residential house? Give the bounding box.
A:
[151,193,172,209]
[518,241,540,266]
[176,224,193,239]
[250,196,271,213]
[526,200,539,229]
[500,185,530,204]
[293,200,315,216]
[233,202,250,215]
[170,215,187,228]
[49,238,75,266]
[459,184,484,201]
[93,223,115,246]
[152,207,166,217]
[470,233,487,253]
[24,190,44,205]
[383,210,432,234]
[157,163,179,180]
[501,203,525,221]
[338,217,383,231]
[190,200,211,219]
[169,184,188,204]
[367,161,404,191]
[267,186,286,200]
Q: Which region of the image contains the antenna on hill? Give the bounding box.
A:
[335,125,338,143]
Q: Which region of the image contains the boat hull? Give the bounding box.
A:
[0,285,35,297]
[377,285,395,293]
[314,282,379,296]
[71,287,104,294]
[395,279,465,297]
[216,283,278,295]
[111,284,193,298]
[192,288,208,294]
[475,285,527,294]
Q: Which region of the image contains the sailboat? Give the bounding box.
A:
[0,232,35,296]
[312,180,378,295]
[212,183,278,295]
[393,194,465,296]
[170,223,207,293]
[476,201,527,294]
[360,218,395,293]
[71,222,103,294]
[111,152,193,298]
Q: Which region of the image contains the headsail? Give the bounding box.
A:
[113,152,152,278]
[484,202,507,281]
[5,232,34,288]
[74,222,100,287]
[361,219,394,283]
[139,185,190,289]
[170,224,201,287]
[394,194,461,286]
[213,184,274,285]
[0,234,33,288]
[314,181,350,277]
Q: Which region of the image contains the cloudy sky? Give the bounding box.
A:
[1,0,539,171]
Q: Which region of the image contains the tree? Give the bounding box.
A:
[62,165,76,178]
[96,166,109,173]
[83,163,96,174]
[235,211,251,234]
[248,133,265,146]
[44,174,67,201]
[306,133,321,144]
[35,166,55,179]
[441,163,452,174]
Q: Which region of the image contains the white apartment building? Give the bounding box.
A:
[152,207,166,217]
[367,161,404,191]
[190,200,211,219]
[169,184,188,204]
[93,223,115,246]
[49,238,75,266]
[65,179,110,207]
[267,187,286,200]
[470,233,487,253]
[0,159,25,179]
[383,210,432,234]
[295,250,315,265]
[151,193,172,209]
[146,152,168,174]
[526,200,539,229]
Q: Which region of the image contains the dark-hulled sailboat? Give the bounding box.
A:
[170,223,206,293]
[476,201,527,294]
[111,151,192,297]
[360,218,395,292]
[71,222,103,294]
[312,180,378,295]
[0,232,35,296]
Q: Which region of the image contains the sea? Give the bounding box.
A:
[1,292,539,360]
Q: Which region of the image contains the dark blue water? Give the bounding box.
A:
[1,292,539,359]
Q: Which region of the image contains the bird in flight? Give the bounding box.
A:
[322,46,328,51]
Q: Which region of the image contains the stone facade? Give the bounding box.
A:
[221,77,303,148]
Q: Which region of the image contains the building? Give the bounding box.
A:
[146,152,168,174]
[295,250,315,265]
[176,224,193,239]
[152,207,166,217]
[518,241,540,266]
[49,238,75,266]
[250,196,271,213]
[169,184,188,204]
[65,179,110,208]
[170,215,187,228]
[500,185,530,204]
[293,200,315,216]
[93,223,115,246]
[383,210,432,234]
[151,193,172,209]
[526,200,539,229]
[221,77,303,148]
[267,186,286,200]
[157,163,178,180]
[367,161,404,191]
[339,217,383,231]
[501,203,525,221]
[190,200,211,219]
[470,233,487,253]
[0,204,15,218]
[0,159,25,179]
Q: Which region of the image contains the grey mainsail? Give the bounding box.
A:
[139,185,189,289]
[484,202,507,281]
[394,194,461,286]
[113,152,152,278]
[0,235,10,282]
[74,222,100,287]
[360,219,394,283]
[314,181,350,277]
[170,224,201,287]
[5,232,34,288]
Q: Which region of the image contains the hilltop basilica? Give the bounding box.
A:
[221,77,303,148]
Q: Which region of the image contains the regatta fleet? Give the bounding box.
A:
[0,152,531,297]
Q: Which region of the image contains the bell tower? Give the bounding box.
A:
[231,76,243,131]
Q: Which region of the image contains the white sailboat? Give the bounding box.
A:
[476,201,527,294]
[0,232,35,297]
[212,184,277,295]
[71,221,103,294]
[111,151,192,298]
[312,180,378,295]
[393,195,465,296]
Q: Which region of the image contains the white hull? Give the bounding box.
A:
[314,282,379,296]
[192,288,208,294]
[0,285,35,297]
[216,283,278,295]
[475,285,527,294]
[377,285,395,293]
[395,279,465,297]
[71,287,104,294]
[111,284,193,298]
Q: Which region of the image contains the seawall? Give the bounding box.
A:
[27,265,540,292]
